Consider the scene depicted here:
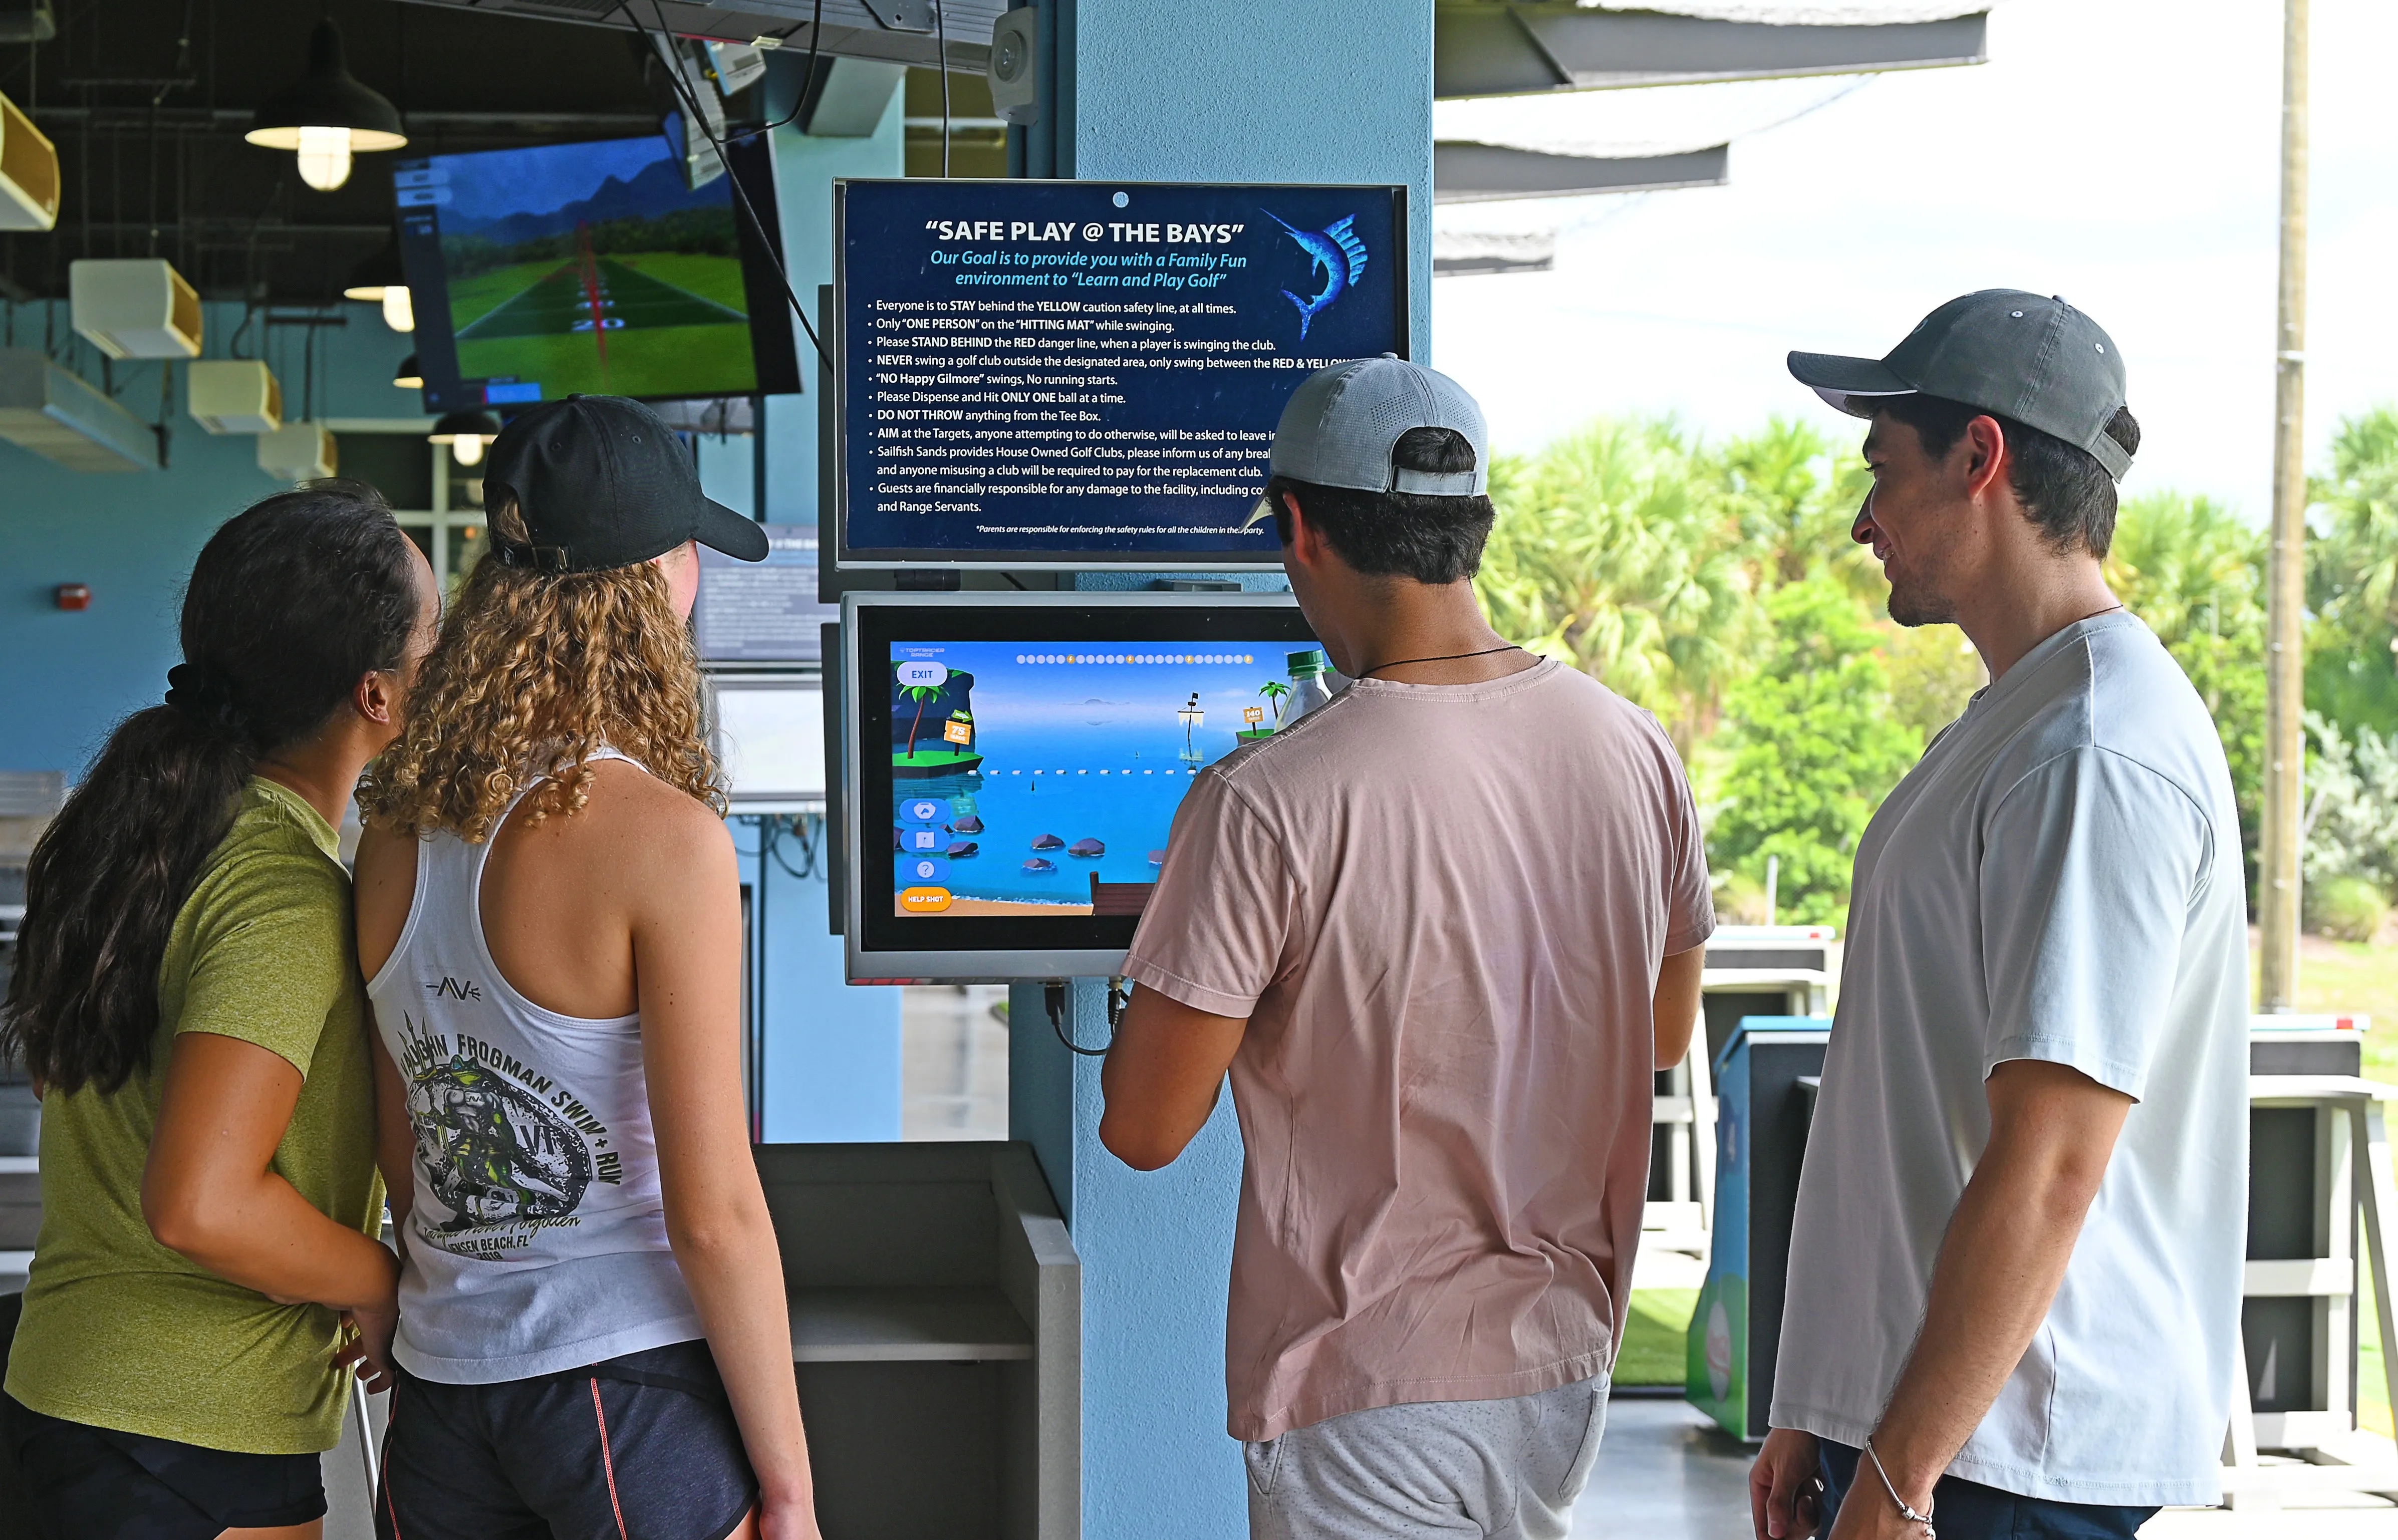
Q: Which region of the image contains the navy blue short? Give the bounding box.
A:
[377,1339,756,1540]
[1819,1439,2160,1540]
[0,1383,327,1540]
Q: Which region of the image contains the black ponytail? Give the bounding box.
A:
[2,481,422,1095]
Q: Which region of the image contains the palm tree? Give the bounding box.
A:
[901,683,945,758]
[1474,417,1757,751]
[1258,679,1290,727]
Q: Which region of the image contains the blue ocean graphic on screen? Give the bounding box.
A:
[1264,210,1367,340]
[889,641,1320,911]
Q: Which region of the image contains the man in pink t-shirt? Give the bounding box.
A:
[1101,356,1714,1540]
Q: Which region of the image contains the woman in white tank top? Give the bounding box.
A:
[354,397,818,1540]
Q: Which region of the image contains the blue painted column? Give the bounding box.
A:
[760,59,908,524]
[1007,5,1435,1535]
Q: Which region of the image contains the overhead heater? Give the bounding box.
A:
[187,360,285,435]
[257,421,337,482]
[0,349,157,472]
[70,259,204,360]
[0,89,59,230]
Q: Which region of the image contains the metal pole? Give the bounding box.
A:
[2259,0,2309,1011]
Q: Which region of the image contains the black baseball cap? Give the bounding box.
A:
[483,395,769,573]
[1788,290,2133,480]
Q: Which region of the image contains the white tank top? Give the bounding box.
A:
[365,750,703,1383]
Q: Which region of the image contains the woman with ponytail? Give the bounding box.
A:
[0,483,438,1539]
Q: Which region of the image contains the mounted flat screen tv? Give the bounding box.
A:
[842,592,1322,981]
[395,122,800,412]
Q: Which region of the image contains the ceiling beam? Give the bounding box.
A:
[1436,5,1987,99]
[387,0,997,74]
[1434,141,1727,203]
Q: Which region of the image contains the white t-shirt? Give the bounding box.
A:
[1772,611,2248,1507]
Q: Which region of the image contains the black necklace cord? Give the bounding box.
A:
[1355,643,1527,681]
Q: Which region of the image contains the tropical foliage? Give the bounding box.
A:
[1477,413,1970,924]
[1477,404,2398,932]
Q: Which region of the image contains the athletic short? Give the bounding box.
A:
[1242,1374,1610,1540]
[0,1384,327,1539]
[377,1338,757,1540]
[1818,1439,2160,1540]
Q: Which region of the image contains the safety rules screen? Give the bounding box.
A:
[836,180,1407,565]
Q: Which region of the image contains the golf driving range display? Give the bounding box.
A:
[835,179,1409,569]
[844,593,1321,981]
[395,126,797,410]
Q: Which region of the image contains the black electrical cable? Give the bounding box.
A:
[728,0,824,144]
[620,2,830,367]
[934,0,950,177]
[1045,980,1126,1056]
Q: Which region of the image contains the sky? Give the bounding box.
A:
[1429,0,2398,521]
[434,134,672,225]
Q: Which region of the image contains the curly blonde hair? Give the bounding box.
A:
[362,512,724,841]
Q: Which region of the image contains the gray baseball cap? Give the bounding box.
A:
[1787,290,2133,480]
[1243,355,1488,529]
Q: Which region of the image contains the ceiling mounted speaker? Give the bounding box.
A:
[0,348,156,471]
[257,421,337,482]
[70,259,203,360]
[986,9,1038,125]
[0,89,60,231]
[187,360,285,435]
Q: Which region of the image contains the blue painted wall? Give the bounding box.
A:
[1005,5,1438,1535]
[760,66,908,525]
[0,301,426,778]
[1028,0,1437,362]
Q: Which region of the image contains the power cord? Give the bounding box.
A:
[621,1,831,367]
[1045,979,1129,1056]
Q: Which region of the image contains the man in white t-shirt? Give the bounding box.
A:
[1749,293,2248,1540]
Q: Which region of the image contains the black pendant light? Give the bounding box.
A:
[392,355,423,391]
[430,410,503,468]
[344,229,412,331]
[246,18,408,192]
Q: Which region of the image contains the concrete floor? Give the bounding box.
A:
[1573,1394,2398,1540]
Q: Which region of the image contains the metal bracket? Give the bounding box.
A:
[859,0,938,34]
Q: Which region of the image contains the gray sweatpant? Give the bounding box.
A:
[1243,1374,1610,1540]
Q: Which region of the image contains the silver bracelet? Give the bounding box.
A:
[1862,1436,1937,1538]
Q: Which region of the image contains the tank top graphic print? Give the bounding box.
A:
[366,749,703,1384]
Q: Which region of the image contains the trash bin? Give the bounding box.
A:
[1688,1014,1829,1442]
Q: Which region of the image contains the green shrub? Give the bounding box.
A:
[2309,875,2390,943]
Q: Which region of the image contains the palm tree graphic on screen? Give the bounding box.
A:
[1259,679,1290,725]
[900,682,945,759]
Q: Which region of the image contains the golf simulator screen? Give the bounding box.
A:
[844,593,1321,981]
[395,125,799,411]
[834,179,1409,569]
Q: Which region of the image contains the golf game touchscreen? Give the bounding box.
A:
[886,641,1325,918]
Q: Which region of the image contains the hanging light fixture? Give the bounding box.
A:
[246,18,407,193]
[392,354,422,390]
[343,230,413,332]
[429,409,502,468]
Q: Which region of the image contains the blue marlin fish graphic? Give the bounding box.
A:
[1264,210,1368,340]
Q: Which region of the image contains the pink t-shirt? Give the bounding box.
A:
[1124,657,1715,1441]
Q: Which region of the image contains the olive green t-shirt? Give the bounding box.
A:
[5,777,385,1454]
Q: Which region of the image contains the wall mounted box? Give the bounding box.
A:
[0,91,58,231]
[257,421,336,481]
[69,258,203,360]
[0,348,155,471]
[186,359,284,435]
